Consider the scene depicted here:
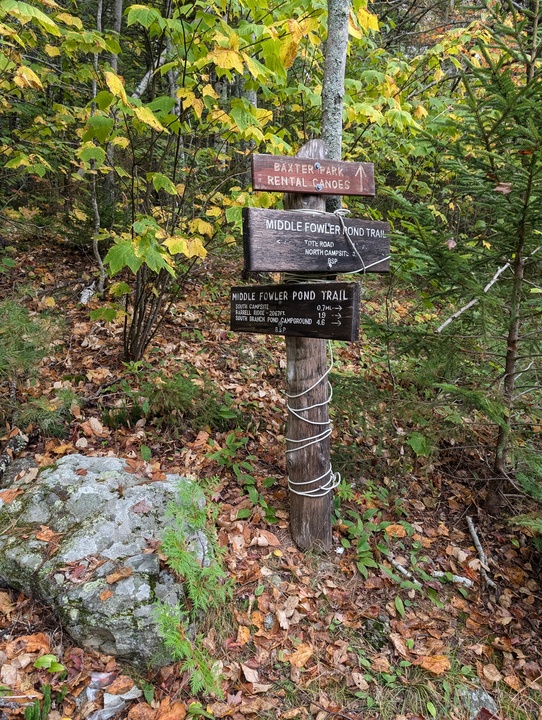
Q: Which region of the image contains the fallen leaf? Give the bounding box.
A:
[254,529,281,547]
[241,663,259,683]
[385,524,407,538]
[236,625,251,646]
[131,500,153,514]
[482,664,503,684]
[128,703,157,720]
[156,700,187,720]
[389,632,410,658]
[0,488,24,504]
[371,655,391,673]
[107,675,135,695]
[503,674,522,691]
[100,590,113,602]
[419,655,450,675]
[252,683,272,693]
[106,566,133,584]
[283,643,313,668]
[6,632,50,656]
[351,671,369,691]
[193,430,210,449]
[35,525,56,542]
[207,702,234,718]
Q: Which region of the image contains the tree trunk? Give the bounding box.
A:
[322,0,351,212]
[286,140,333,550]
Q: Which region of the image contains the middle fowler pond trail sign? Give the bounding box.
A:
[242,207,390,273]
[230,281,361,341]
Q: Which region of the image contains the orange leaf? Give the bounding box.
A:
[385,524,407,538]
[100,589,113,602]
[156,701,187,720]
[35,525,56,542]
[236,625,251,646]
[419,654,450,675]
[107,675,135,695]
[128,703,157,720]
[284,643,313,668]
[0,488,24,504]
[106,566,133,584]
[504,674,522,691]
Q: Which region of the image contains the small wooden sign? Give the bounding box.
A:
[243,207,389,273]
[230,282,360,341]
[252,154,375,196]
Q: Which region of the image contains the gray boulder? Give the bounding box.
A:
[0,454,207,668]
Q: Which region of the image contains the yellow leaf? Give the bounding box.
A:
[164,236,188,255]
[357,8,379,32]
[414,104,428,119]
[483,240,491,249]
[279,38,299,69]
[55,12,83,28]
[348,16,363,40]
[177,89,204,119]
[209,46,244,74]
[44,44,60,57]
[112,136,130,148]
[176,182,185,195]
[185,237,207,259]
[189,218,214,237]
[255,107,273,127]
[206,206,221,217]
[42,296,56,308]
[14,66,43,90]
[202,83,218,99]
[104,71,129,105]
[241,53,267,80]
[134,105,167,132]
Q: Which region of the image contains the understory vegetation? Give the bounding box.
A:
[0,0,541,717]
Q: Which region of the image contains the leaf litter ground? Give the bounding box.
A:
[0,238,541,720]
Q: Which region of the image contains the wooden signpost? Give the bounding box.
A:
[252,153,375,196]
[230,281,360,341]
[243,207,390,273]
[229,140,390,551]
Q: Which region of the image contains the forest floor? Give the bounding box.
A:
[0,234,541,720]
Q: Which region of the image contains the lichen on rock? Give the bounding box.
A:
[0,454,207,668]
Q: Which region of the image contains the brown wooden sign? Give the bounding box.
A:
[230,282,360,341]
[243,207,389,273]
[251,154,375,196]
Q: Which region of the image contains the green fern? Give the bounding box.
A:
[155,479,232,696]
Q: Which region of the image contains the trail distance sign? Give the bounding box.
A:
[243,207,390,273]
[230,282,360,341]
[251,154,375,196]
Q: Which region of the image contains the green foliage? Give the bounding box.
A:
[101,363,243,435]
[207,431,277,523]
[0,298,61,424]
[0,299,56,382]
[19,387,77,437]
[155,478,232,696]
[33,654,65,675]
[24,684,51,720]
